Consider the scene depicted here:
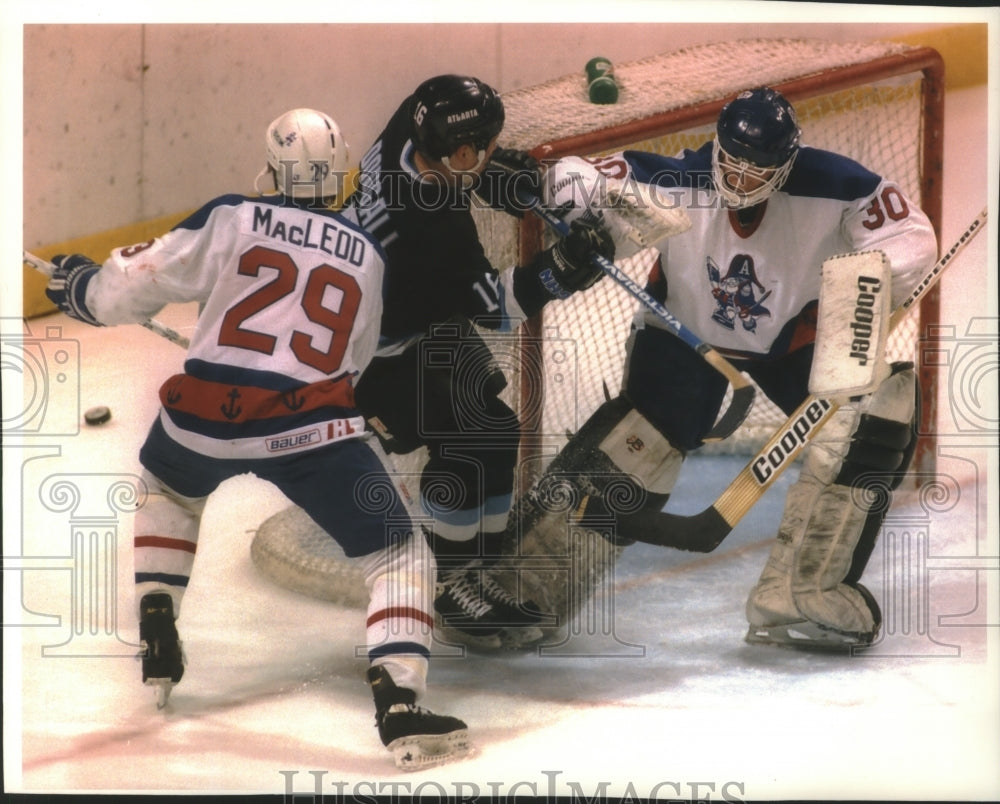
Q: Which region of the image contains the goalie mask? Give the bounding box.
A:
[712,87,801,208]
[410,75,505,171]
[255,108,349,201]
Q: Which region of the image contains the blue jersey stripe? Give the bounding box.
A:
[135,572,190,587]
[368,641,432,662]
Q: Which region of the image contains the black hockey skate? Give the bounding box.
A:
[367,666,471,770]
[434,564,548,650]
[139,592,185,709]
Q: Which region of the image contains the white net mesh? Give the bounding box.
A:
[499,38,915,150]
[470,38,939,463]
[250,37,942,606]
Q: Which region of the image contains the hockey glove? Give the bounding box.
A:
[514,218,615,317]
[45,254,104,327]
[474,148,542,217]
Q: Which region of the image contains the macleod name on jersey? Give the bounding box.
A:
[248,203,368,266]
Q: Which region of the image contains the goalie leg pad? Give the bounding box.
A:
[488,397,683,639]
[745,476,883,647]
[789,480,882,638]
[746,364,916,647]
[576,400,684,543]
[595,400,684,495]
[523,395,683,543]
[834,363,917,486]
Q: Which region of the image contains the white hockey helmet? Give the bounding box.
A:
[255,108,349,201]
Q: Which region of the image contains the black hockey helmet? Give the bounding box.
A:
[713,87,801,207]
[410,74,505,159]
[716,87,801,168]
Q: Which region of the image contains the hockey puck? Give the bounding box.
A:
[84,406,112,426]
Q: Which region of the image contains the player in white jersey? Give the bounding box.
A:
[518,87,938,649]
[45,109,470,769]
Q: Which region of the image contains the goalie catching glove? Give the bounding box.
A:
[514,217,615,318]
[45,253,104,327]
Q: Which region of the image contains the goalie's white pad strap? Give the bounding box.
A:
[598,406,683,494]
[809,250,892,399]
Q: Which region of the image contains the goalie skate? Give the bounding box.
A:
[745,619,879,651]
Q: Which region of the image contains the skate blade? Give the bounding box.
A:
[145,678,176,709]
[440,625,545,653]
[499,625,545,651]
[437,624,504,652]
[388,730,473,771]
[745,621,873,651]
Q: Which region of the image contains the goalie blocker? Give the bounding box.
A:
[809,250,892,400]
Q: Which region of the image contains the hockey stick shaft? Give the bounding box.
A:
[522,194,755,441]
[23,250,191,349]
[640,206,988,552]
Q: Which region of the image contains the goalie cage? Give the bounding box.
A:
[251,37,945,616]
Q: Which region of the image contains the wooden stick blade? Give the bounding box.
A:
[704,384,756,442]
[629,505,733,552]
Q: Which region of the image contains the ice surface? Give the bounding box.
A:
[4,85,997,800]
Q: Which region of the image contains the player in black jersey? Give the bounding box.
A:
[350,74,615,648]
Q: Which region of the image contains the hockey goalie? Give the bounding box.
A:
[491,86,938,651]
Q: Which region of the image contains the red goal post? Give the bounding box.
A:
[472,39,944,482]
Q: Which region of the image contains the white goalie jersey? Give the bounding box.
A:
[546,147,937,361]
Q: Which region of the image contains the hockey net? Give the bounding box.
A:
[250,38,944,606]
[473,36,944,477]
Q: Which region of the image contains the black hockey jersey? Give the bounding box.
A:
[349,96,515,353]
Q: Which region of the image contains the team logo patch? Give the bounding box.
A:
[707,254,772,333]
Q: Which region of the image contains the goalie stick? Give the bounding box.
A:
[631,206,989,553]
[520,192,756,441]
[23,250,191,349]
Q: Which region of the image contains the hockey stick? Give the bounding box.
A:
[634,206,989,553]
[23,250,191,349]
[521,193,755,441]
